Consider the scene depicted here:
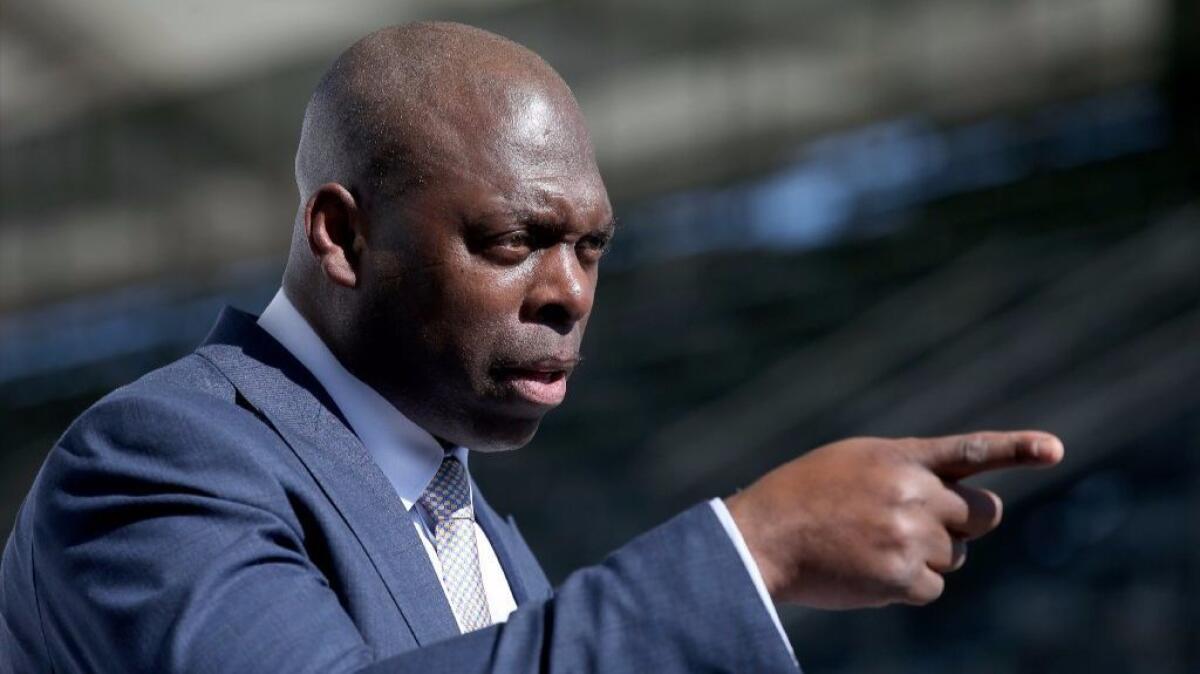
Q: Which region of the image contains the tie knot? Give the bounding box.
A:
[418,455,473,522]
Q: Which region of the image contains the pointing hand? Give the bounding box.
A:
[724,431,1064,608]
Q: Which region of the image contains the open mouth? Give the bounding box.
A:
[493,363,573,406]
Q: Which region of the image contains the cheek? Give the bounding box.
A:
[439,246,529,318]
[426,251,530,361]
[367,238,531,375]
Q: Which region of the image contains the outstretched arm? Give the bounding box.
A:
[20,392,796,674]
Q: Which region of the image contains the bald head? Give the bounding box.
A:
[294,21,591,203]
[282,22,612,452]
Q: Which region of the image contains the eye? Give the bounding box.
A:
[576,233,611,263]
[484,229,537,264]
[494,230,535,250]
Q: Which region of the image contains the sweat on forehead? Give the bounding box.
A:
[293,21,584,201]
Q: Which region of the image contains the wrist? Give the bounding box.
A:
[724,491,786,599]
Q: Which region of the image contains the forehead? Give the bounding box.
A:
[418,86,611,224]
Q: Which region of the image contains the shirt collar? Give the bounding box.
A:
[256,288,469,511]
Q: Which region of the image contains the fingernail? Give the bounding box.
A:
[1030,439,1043,459]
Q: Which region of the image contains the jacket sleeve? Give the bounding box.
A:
[367,503,800,673]
[27,391,799,674]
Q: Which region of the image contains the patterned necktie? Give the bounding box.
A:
[417,455,492,633]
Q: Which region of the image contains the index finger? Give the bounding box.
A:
[910,430,1064,480]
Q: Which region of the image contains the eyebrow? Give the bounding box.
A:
[476,208,616,235]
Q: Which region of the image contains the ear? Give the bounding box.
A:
[303,182,363,289]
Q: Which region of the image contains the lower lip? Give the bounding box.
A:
[500,371,568,406]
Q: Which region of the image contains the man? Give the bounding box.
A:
[0,22,1063,673]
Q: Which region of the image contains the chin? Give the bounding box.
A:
[462,413,543,453]
[442,394,551,451]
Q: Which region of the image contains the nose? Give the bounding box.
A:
[521,243,594,334]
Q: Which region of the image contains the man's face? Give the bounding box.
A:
[352,86,613,451]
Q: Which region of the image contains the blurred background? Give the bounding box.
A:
[2,0,1197,671]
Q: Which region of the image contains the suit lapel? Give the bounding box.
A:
[472,484,553,603]
[197,308,461,644]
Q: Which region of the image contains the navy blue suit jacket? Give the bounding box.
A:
[1,308,797,673]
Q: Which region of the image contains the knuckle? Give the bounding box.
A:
[876,470,930,508]
[896,468,938,505]
[897,486,927,510]
[958,435,990,464]
[877,554,917,591]
[880,481,909,507]
[879,512,914,547]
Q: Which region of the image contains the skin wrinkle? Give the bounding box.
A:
[283,22,612,453]
[958,436,990,465]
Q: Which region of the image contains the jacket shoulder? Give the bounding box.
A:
[39,351,299,521]
[62,352,261,460]
[1,352,288,672]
